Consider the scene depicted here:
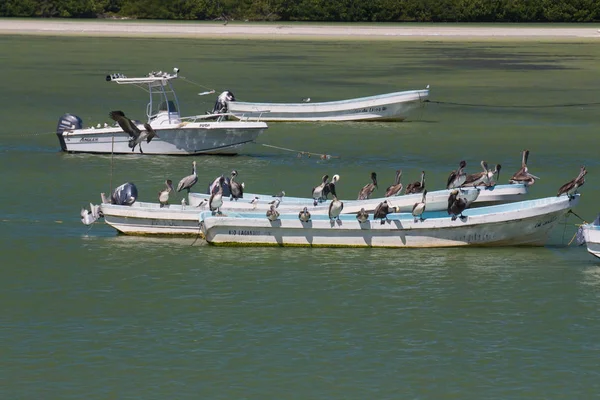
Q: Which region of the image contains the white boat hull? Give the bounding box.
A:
[227,89,429,122]
[58,121,267,155]
[200,195,578,248]
[583,224,600,259]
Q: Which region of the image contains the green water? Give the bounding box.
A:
[1,34,600,398]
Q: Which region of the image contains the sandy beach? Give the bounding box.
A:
[0,19,599,40]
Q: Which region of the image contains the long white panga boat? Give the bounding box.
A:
[581,215,600,259]
[56,68,267,155]
[217,87,429,122]
[189,184,528,213]
[199,195,579,248]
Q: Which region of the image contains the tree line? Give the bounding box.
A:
[2,0,599,22]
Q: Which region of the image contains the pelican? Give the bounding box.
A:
[385,170,403,197]
[373,200,398,224]
[357,172,378,200]
[229,170,244,201]
[509,150,539,185]
[412,190,427,222]
[448,189,468,221]
[328,184,344,221]
[177,161,198,193]
[266,204,280,221]
[158,179,174,208]
[323,174,340,199]
[312,174,329,204]
[447,160,467,189]
[557,166,587,199]
[299,207,311,222]
[405,171,425,194]
[80,203,101,225]
[209,176,225,214]
[109,110,158,153]
[356,208,369,223]
[487,164,501,186]
[462,161,489,187]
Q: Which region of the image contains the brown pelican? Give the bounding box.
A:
[109,110,158,153]
[412,190,427,222]
[358,172,378,200]
[328,184,344,221]
[266,204,280,221]
[447,160,467,189]
[230,170,244,201]
[509,150,539,185]
[373,200,398,224]
[209,176,225,214]
[323,174,340,199]
[385,170,403,197]
[405,171,425,194]
[557,166,587,198]
[356,208,369,223]
[448,189,468,221]
[488,164,502,186]
[158,179,174,208]
[462,161,489,187]
[177,161,198,193]
[299,207,311,222]
[312,174,329,204]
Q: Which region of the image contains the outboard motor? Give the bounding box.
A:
[111,182,138,206]
[56,113,83,151]
[212,90,235,114]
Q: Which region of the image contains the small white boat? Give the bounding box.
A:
[219,88,429,122]
[582,216,600,259]
[56,68,267,155]
[200,195,579,248]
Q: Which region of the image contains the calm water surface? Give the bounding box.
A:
[1,33,599,399]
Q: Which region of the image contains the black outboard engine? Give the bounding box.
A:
[111,182,138,206]
[212,90,235,114]
[56,113,83,151]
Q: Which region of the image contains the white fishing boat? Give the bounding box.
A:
[217,87,429,122]
[56,68,267,155]
[581,216,600,259]
[200,195,579,248]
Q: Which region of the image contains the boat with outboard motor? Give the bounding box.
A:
[581,214,600,259]
[200,194,579,248]
[56,68,267,155]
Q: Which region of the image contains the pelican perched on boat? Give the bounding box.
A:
[299,207,311,222]
[462,161,489,187]
[412,190,427,222]
[312,174,329,204]
[447,160,467,189]
[109,110,158,153]
[385,170,403,197]
[209,176,225,214]
[177,161,198,193]
[373,200,398,224]
[557,166,587,199]
[323,174,340,199]
[509,150,539,185]
[328,184,344,221]
[80,203,101,225]
[358,172,378,200]
[356,208,369,223]
[448,189,468,221]
[487,164,501,186]
[405,171,425,194]
[158,179,174,207]
[229,170,244,201]
[266,204,280,221]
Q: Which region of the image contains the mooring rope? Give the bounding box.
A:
[260,143,339,159]
[424,99,600,108]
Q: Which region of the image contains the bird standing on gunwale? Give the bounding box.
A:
[447,160,467,189]
[557,166,587,199]
[177,161,198,194]
[109,110,158,153]
[385,170,403,197]
[266,204,280,221]
[356,208,369,223]
[448,189,468,221]
[312,174,329,205]
[328,183,344,221]
[358,172,378,200]
[229,170,244,201]
[323,174,340,199]
[209,176,225,214]
[509,149,539,185]
[299,207,311,223]
[405,171,425,194]
[412,190,427,222]
[462,161,489,187]
[158,179,174,208]
[373,200,398,224]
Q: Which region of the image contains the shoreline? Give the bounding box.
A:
[1,19,600,40]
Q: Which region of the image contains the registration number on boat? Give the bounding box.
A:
[228,229,264,236]
[350,106,387,114]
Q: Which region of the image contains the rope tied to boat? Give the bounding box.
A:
[260,143,339,160]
